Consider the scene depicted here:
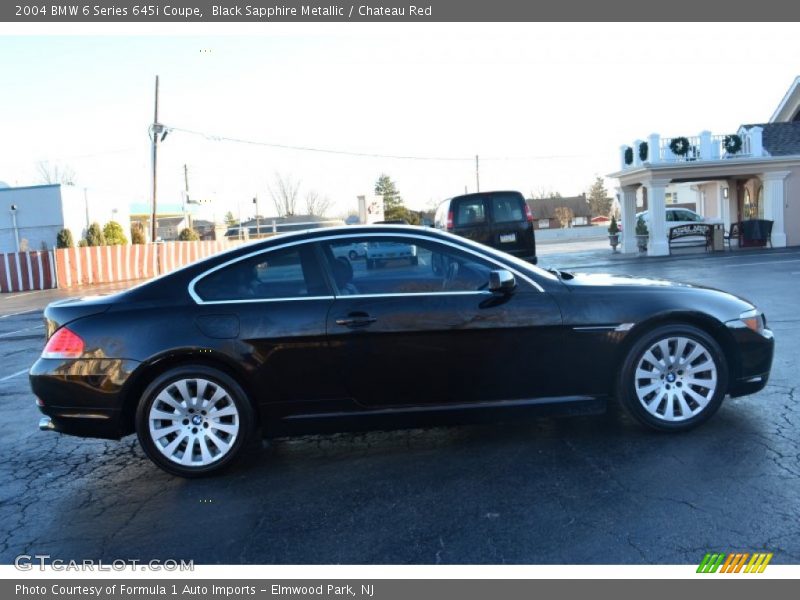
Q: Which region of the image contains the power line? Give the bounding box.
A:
[163,125,597,162]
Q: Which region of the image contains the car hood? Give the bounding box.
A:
[561,272,695,289]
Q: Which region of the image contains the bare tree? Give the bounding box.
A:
[530,187,562,200]
[553,206,574,228]
[269,173,300,217]
[305,190,333,217]
[36,161,76,185]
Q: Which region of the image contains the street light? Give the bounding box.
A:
[9,204,20,252]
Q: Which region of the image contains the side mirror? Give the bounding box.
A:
[489,270,516,294]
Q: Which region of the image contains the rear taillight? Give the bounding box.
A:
[446,210,454,230]
[524,203,534,223]
[42,327,84,359]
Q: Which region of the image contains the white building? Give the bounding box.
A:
[611,76,800,255]
[0,183,131,253]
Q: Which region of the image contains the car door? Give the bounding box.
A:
[191,242,344,408]
[452,195,492,246]
[486,192,535,256]
[320,234,564,408]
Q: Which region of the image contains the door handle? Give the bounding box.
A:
[335,313,377,328]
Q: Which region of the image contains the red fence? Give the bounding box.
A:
[0,251,57,293]
[53,240,241,289]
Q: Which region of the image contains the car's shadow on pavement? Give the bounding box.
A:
[11,402,779,565]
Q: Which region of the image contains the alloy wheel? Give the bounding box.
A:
[148,378,240,467]
[634,336,718,422]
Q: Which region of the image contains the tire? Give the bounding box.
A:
[135,366,255,477]
[617,324,728,432]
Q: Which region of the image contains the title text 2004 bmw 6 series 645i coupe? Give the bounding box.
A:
[30,225,774,477]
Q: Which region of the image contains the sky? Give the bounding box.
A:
[0,23,798,223]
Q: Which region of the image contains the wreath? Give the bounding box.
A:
[638,141,648,162]
[624,146,633,165]
[723,134,742,155]
[669,137,690,156]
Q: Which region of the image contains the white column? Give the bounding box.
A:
[749,127,764,157]
[620,145,630,170]
[761,171,789,248]
[720,181,731,227]
[648,133,661,164]
[621,185,638,254]
[699,130,713,160]
[646,179,670,256]
[633,140,644,167]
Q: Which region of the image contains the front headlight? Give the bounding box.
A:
[738,308,766,334]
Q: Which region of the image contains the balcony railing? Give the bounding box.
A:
[620,128,764,170]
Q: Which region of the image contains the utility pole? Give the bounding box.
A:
[253,196,260,239]
[183,163,192,230]
[149,75,163,243]
[475,154,480,193]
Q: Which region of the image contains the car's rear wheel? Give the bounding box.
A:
[136,366,254,477]
[618,324,728,431]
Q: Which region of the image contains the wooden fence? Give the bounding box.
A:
[0,240,244,293]
[53,240,242,288]
[0,251,57,293]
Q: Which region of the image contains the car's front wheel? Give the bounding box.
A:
[618,324,728,431]
[135,366,254,477]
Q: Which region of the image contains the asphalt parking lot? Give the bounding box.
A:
[1,248,798,565]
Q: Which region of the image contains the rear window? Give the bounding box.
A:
[454,198,487,226]
[195,247,323,301]
[490,194,525,223]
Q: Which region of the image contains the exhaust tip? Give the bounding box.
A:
[39,417,55,431]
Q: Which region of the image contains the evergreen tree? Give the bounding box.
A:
[587,176,612,218]
[85,222,105,246]
[56,228,74,248]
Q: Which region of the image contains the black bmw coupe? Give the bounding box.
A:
[31,226,774,477]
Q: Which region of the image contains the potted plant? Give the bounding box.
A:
[607,216,620,252]
[635,216,649,253]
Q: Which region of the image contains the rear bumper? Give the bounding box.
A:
[30,357,139,440]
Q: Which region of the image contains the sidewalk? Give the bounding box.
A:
[537,239,795,270]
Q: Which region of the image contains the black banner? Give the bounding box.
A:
[6,579,800,600]
[4,0,800,22]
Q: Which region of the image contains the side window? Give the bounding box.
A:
[194,246,326,301]
[454,199,486,226]
[322,237,496,295]
[666,211,677,222]
[490,195,524,223]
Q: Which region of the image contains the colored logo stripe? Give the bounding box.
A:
[698,552,773,573]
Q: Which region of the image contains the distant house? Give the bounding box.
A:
[526,194,593,229]
[130,213,188,242]
[227,214,345,239]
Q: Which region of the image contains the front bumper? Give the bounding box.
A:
[30,357,140,440]
[725,325,774,398]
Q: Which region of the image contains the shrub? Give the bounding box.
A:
[178,227,200,241]
[85,222,105,246]
[608,216,619,235]
[635,216,649,236]
[103,221,128,245]
[56,228,74,248]
[131,222,146,244]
